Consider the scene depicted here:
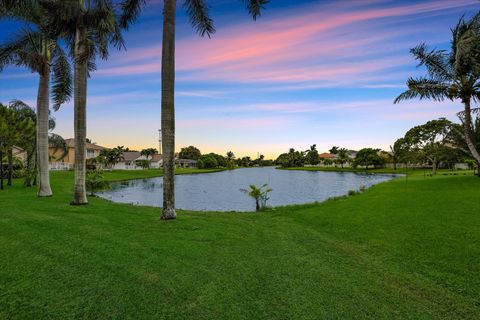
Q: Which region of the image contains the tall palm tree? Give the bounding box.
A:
[395,13,480,171]
[337,148,349,169]
[121,0,269,219]
[51,0,141,204]
[0,0,72,196]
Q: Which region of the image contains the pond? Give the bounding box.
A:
[97,167,400,212]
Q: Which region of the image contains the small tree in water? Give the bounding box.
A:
[241,184,273,211]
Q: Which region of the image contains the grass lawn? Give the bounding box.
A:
[280,165,474,175]
[1,168,479,319]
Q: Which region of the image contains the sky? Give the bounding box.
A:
[1,0,479,159]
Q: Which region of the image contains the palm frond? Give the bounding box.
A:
[0,0,44,27]
[394,77,449,103]
[51,45,72,111]
[184,0,215,37]
[49,132,68,160]
[450,12,480,77]
[0,28,44,73]
[242,0,268,20]
[410,43,452,81]
[119,0,145,29]
[8,99,30,110]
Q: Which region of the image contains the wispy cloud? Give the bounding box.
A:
[98,0,477,91]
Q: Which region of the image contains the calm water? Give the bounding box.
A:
[97,167,400,212]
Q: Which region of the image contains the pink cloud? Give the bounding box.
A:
[97,0,478,89]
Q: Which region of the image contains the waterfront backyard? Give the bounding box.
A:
[1,169,479,319]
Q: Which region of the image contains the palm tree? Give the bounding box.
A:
[99,146,125,170]
[140,148,157,160]
[50,0,142,204]
[0,0,72,196]
[337,148,349,169]
[394,13,480,172]
[329,146,339,155]
[136,0,269,220]
[226,150,235,169]
[240,184,272,211]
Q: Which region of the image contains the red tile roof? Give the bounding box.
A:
[319,153,334,159]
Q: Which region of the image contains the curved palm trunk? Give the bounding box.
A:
[37,67,53,196]
[161,0,176,220]
[463,98,480,175]
[72,25,88,205]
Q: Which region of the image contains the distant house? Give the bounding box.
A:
[113,151,142,170]
[347,150,358,159]
[49,138,106,170]
[175,159,197,168]
[150,154,163,168]
[12,146,27,164]
[113,152,163,170]
[319,152,336,159]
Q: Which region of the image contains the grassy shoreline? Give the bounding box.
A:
[280,165,477,176]
[1,168,479,318]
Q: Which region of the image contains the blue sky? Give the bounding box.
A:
[1,0,479,158]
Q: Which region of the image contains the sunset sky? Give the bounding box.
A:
[1,0,479,159]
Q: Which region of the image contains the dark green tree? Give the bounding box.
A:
[353,148,384,170]
[404,119,456,174]
[179,146,201,160]
[336,148,349,168]
[197,154,218,169]
[305,144,319,165]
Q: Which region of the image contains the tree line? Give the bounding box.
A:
[178,145,274,169]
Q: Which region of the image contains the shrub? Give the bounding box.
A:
[197,154,218,169]
[86,170,110,196]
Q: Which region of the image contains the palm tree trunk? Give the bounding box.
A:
[161,0,176,220]
[37,69,53,196]
[25,147,36,187]
[463,98,480,174]
[7,148,13,186]
[72,25,88,205]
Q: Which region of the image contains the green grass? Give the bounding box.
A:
[279,165,473,175]
[1,169,479,319]
[99,167,225,182]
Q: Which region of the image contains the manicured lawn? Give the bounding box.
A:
[281,165,475,175]
[0,169,479,319]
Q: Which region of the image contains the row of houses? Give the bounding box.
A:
[48,138,197,170]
